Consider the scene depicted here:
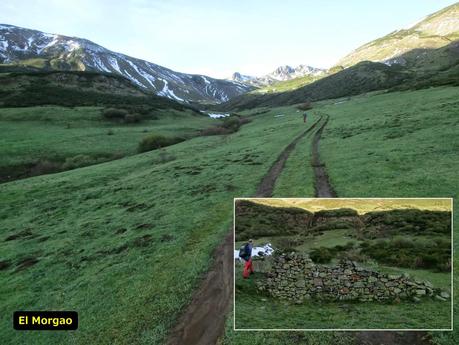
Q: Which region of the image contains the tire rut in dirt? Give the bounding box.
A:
[311,115,337,197]
[165,118,323,345]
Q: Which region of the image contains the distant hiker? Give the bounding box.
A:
[303,111,308,123]
[239,239,254,278]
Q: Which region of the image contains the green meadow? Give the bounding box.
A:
[0,85,458,344]
[0,106,215,181]
[0,106,314,345]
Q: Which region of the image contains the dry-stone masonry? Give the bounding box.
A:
[256,253,442,303]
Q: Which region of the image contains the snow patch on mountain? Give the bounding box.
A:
[0,23,252,104]
[158,78,185,102]
[107,55,122,74]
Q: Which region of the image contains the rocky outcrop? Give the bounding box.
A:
[256,253,447,303]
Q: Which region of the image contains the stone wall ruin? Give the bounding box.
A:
[256,253,448,303]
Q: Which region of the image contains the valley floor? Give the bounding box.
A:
[0,86,458,344]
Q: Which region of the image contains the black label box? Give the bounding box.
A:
[13,311,78,330]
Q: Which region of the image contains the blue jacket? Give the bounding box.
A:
[243,243,253,260]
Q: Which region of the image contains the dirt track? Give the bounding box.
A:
[311,115,337,197]
[255,117,323,197]
[166,118,322,345]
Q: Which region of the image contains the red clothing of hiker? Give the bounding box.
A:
[239,239,254,278]
[243,258,254,278]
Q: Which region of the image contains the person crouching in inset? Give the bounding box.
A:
[239,239,254,278]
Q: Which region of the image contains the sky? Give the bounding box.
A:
[0,0,456,78]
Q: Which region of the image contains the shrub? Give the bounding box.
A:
[337,249,368,263]
[30,159,61,176]
[102,108,128,120]
[62,154,95,170]
[123,113,142,123]
[137,134,185,153]
[273,236,303,253]
[310,247,333,263]
[200,116,251,136]
[221,117,242,131]
[315,208,358,217]
[296,102,313,111]
[360,237,451,272]
[200,126,232,136]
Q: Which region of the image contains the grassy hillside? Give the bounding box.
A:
[0,70,188,109]
[336,3,459,68]
[0,69,217,181]
[215,42,459,111]
[317,87,458,197]
[0,105,216,182]
[216,62,410,110]
[0,106,316,345]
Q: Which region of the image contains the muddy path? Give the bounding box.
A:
[166,117,323,345]
[255,116,323,197]
[311,115,431,345]
[311,115,337,197]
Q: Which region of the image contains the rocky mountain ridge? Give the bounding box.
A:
[230,64,325,87]
[0,24,252,104]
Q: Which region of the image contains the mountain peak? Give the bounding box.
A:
[229,64,325,87]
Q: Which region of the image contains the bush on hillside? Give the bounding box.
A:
[221,117,242,131]
[62,154,96,170]
[235,200,313,241]
[360,237,451,272]
[309,241,357,264]
[272,236,304,253]
[310,247,333,263]
[137,134,185,153]
[200,116,251,136]
[30,159,61,176]
[123,113,142,123]
[200,126,233,136]
[296,102,313,111]
[362,209,451,237]
[102,108,128,120]
[315,208,359,218]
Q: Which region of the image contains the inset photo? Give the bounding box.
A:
[234,198,453,331]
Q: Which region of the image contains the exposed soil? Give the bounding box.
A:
[0,260,11,270]
[4,228,36,241]
[15,257,39,272]
[311,116,337,197]
[166,118,323,345]
[165,230,234,345]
